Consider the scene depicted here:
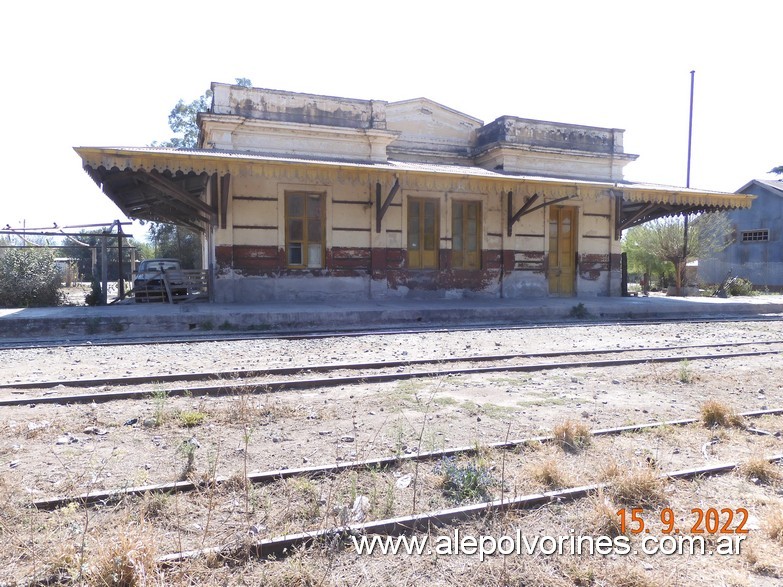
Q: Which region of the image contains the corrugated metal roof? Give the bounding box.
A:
[734,178,783,197]
[753,179,783,194]
[76,146,737,196]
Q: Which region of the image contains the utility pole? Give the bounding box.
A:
[682,70,695,295]
[686,70,695,190]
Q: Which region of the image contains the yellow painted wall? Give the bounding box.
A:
[211,161,620,259]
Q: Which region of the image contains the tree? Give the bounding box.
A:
[622,231,672,288]
[623,213,733,295]
[770,166,783,175]
[151,78,252,149]
[0,248,63,307]
[151,90,211,149]
[147,223,201,269]
[145,78,253,268]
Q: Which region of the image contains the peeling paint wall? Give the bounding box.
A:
[211,161,622,302]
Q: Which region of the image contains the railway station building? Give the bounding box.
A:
[75,82,753,303]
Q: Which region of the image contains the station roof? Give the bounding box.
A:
[75,146,754,235]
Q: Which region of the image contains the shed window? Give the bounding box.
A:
[741,229,769,242]
[452,201,481,269]
[286,192,324,268]
[407,197,439,268]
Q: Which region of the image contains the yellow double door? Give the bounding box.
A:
[548,206,576,296]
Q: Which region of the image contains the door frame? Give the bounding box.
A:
[547,205,578,296]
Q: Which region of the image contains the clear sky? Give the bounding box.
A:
[1,0,780,239]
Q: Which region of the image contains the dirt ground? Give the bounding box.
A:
[1,320,782,586]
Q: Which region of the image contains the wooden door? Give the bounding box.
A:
[408,198,439,268]
[548,206,577,295]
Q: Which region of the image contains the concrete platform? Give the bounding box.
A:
[2,294,783,344]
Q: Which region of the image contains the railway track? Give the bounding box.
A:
[4,338,782,391]
[160,453,783,565]
[2,314,781,351]
[19,406,783,583]
[6,319,783,586]
[31,406,783,511]
[1,345,779,407]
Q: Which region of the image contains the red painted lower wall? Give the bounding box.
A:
[215,246,613,293]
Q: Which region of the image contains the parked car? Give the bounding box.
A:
[133,258,186,302]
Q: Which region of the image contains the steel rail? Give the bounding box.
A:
[31,407,783,511]
[4,338,782,390]
[157,453,783,565]
[2,314,782,352]
[27,451,780,586]
[2,349,779,408]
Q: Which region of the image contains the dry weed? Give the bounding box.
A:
[282,477,321,524]
[645,360,668,384]
[565,562,600,587]
[521,439,544,452]
[765,508,783,544]
[598,565,660,587]
[225,393,298,425]
[224,471,250,492]
[552,419,592,453]
[0,476,16,535]
[700,400,744,428]
[530,458,570,489]
[139,491,169,520]
[225,392,256,423]
[42,540,80,582]
[254,550,329,586]
[744,540,783,578]
[739,457,781,485]
[608,466,666,507]
[600,459,623,480]
[719,572,752,587]
[85,521,160,586]
[260,399,298,421]
[587,494,626,537]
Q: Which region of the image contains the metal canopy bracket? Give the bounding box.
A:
[507,191,576,236]
[613,186,721,238]
[98,168,211,232]
[143,170,214,218]
[507,192,537,236]
[619,202,657,233]
[376,178,400,233]
[220,173,231,230]
[210,173,219,226]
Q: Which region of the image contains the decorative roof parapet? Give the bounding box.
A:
[208,82,388,130]
[475,116,634,157]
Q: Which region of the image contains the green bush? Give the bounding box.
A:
[0,248,63,307]
[179,411,206,427]
[435,457,496,504]
[728,278,754,297]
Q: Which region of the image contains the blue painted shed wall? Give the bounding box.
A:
[699,182,783,288]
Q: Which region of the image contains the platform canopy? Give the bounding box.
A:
[75,146,754,236]
[76,147,224,233]
[612,186,753,238]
